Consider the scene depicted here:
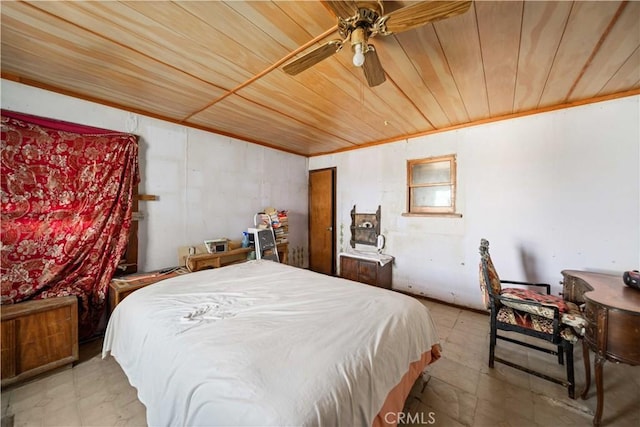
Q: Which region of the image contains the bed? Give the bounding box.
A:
[102,260,441,426]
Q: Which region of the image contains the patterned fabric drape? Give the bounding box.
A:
[1,113,139,340]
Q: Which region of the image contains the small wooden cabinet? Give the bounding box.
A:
[340,255,392,289]
[1,296,78,387]
[109,268,189,312]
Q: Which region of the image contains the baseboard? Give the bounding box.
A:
[394,289,489,316]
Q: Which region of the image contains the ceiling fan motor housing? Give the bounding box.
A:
[338,3,382,40]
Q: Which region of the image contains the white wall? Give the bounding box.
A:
[310,96,640,310]
[3,79,638,310]
[1,79,309,271]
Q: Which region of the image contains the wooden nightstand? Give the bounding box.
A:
[108,267,189,312]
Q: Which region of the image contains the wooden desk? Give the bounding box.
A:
[562,270,640,426]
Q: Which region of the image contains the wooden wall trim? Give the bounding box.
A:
[1,73,303,157]
[311,88,640,157]
[3,73,637,159]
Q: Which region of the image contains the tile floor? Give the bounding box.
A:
[2,299,639,426]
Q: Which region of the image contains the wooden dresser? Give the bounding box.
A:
[561,270,640,426]
[340,254,392,289]
[1,296,78,387]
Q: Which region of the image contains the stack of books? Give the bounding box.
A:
[260,207,289,244]
[275,210,289,243]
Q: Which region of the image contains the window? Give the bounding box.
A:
[407,154,457,215]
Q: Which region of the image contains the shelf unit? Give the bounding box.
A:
[350,205,381,248]
[185,243,289,272]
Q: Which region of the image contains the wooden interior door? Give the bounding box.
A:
[309,168,336,275]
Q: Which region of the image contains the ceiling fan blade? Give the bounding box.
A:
[283,40,343,76]
[321,1,359,19]
[382,1,472,34]
[362,45,386,87]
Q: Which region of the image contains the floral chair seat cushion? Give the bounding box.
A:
[499,288,587,336]
[500,288,569,318]
[496,306,579,344]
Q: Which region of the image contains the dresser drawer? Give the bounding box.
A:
[584,322,597,345]
[357,260,378,286]
[339,255,392,289]
[562,274,592,304]
[583,301,596,323]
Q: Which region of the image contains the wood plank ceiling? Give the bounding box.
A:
[2,1,639,157]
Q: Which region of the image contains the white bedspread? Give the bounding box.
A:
[103,260,439,426]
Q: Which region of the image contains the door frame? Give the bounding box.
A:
[308,167,336,275]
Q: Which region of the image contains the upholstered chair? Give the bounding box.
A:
[479,238,587,399]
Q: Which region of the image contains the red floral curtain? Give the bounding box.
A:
[1,111,139,340]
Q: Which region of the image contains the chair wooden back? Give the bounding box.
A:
[479,239,502,308]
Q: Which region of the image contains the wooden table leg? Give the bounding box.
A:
[581,339,591,399]
[593,355,605,427]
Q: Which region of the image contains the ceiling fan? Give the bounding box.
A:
[283,1,472,87]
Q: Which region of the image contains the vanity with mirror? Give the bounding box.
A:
[340,205,393,289]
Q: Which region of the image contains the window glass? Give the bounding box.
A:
[411,186,452,207]
[411,161,450,185]
[407,154,456,214]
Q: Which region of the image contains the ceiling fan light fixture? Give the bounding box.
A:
[351,26,367,67]
[352,43,365,67]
